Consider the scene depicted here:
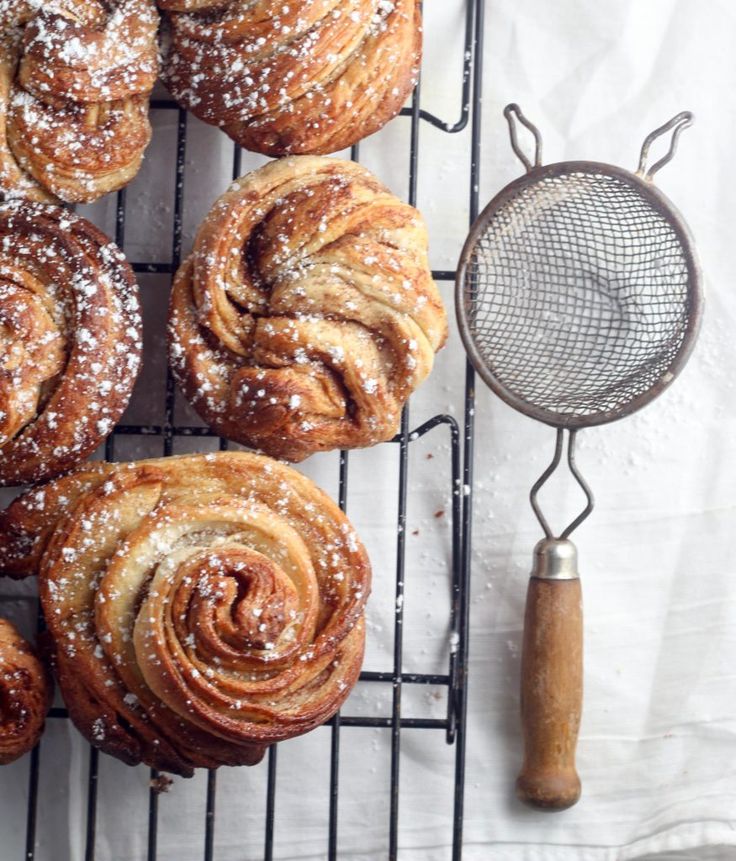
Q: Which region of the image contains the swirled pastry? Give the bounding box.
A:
[0,618,51,764]
[0,200,142,486]
[159,0,420,156]
[169,156,447,461]
[0,0,158,203]
[0,453,370,776]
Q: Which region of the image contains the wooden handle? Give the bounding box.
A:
[516,576,583,811]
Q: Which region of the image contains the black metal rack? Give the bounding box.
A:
[9,1,486,858]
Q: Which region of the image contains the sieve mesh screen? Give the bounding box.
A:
[463,170,693,421]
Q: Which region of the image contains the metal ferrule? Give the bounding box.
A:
[531,538,579,581]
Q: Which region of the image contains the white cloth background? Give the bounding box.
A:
[0,0,734,858]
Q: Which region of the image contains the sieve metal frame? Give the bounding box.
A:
[456,158,703,430]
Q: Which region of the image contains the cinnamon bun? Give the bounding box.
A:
[168,156,447,461]
[0,200,142,486]
[0,452,370,776]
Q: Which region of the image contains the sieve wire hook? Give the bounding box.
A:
[504,103,543,173]
[637,111,694,180]
[529,429,595,540]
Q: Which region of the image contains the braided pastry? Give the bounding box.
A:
[0,200,142,486]
[0,453,370,776]
[0,618,51,764]
[159,0,420,156]
[0,0,158,203]
[169,156,447,461]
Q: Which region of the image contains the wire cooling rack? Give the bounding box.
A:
[4,1,486,858]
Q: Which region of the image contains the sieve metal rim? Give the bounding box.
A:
[456,159,704,430]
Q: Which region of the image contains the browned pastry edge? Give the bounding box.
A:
[0,463,113,579]
[0,32,53,203]
[7,93,153,204]
[0,618,52,765]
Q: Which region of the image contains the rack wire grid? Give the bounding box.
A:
[2,1,486,858]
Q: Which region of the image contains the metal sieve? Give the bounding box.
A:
[456,104,702,811]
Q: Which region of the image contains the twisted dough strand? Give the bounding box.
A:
[0,200,142,486]
[169,156,447,461]
[0,0,158,203]
[0,618,51,765]
[0,453,370,776]
[160,0,420,156]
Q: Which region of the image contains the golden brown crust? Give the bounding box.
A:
[0,33,52,204]
[0,201,142,487]
[168,155,447,461]
[0,0,158,203]
[160,0,421,156]
[0,618,52,765]
[0,462,114,578]
[3,452,370,776]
